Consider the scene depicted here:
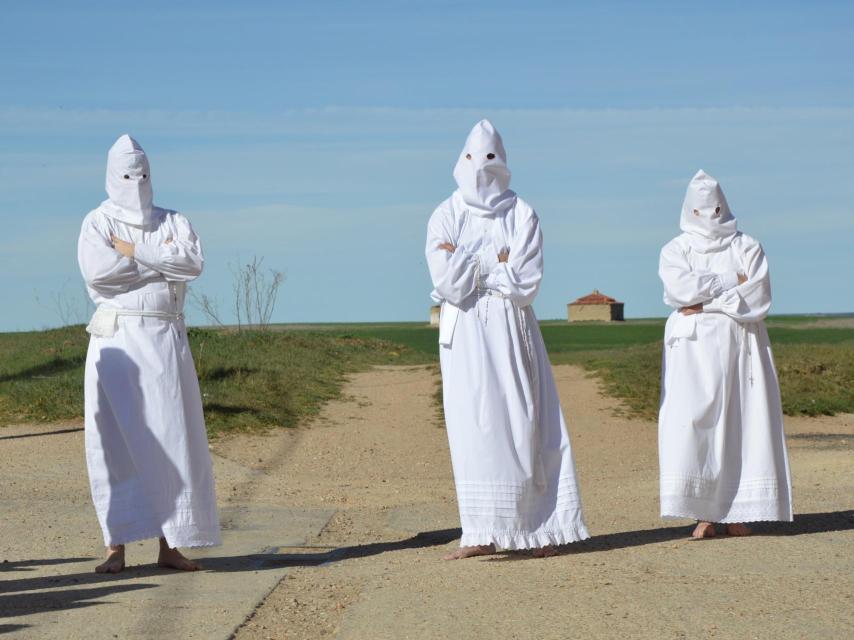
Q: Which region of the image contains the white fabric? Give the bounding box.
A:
[679,169,738,253]
[86,307,183,339]
[100,134,155,226]
[78,191,220,547]
[452,120,515,217]
[658,224,793,523]
[426,165,588,548]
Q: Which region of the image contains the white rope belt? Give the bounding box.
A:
[86,307,183,338]
[113,309,183,320]
[741,323,755,387]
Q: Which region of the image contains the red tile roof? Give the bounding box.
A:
[571,289,622,305]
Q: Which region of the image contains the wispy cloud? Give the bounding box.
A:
[2,104,853,330]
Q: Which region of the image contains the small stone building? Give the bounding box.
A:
[430,304,441,326]
[567,290,624,322]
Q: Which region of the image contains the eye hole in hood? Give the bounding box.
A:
[101,134,155,226]
[452,119,514,216]
[680,170,738,252]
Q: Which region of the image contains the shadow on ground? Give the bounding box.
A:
[0,557,92,572]
[0,357,83,384]
[246,527,463,569]
[579,509,854,551]
[0,584,156,620]
[0,427,83,442]
[2,510,850,619]
[182,508,854,569]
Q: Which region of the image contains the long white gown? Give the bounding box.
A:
[426,121,588,549]
[78,135,220,548]
[658,171,792,524]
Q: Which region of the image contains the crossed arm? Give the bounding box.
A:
[437,243,509,263]
[110,234,171,258]
[660,238,771,322]
[679,272,747,315]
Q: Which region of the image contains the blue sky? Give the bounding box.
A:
[1,1,852,330]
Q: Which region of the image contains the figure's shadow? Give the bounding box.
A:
[203,527,463,571]
[0,625,30,636]
[0,557,92,573]
[0,583,155,619]
[751,509,854,536]
[0,508,850,631]
[563,509,854,554]
[0,427,83,442]
[0,356,83,383]
[0,529,461,597]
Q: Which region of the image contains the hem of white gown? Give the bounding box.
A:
[103,524,222,548]
[660,496,793,524]
[459,525,590,550]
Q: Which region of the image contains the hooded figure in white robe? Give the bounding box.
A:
[426,120,589,550]
[658,170,792,524]
[78,135,220,548]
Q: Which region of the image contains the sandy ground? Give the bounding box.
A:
[1,364,852,639]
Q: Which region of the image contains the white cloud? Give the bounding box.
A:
[1,104,853,329]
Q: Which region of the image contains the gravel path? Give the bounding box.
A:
[1,364,852,639]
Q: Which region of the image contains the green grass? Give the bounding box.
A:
[190,328,432,434]
[551,345,663,419]
[2,316,851,433]
[0,325,432,436]
[291,322,441,359]
[0,325,89,424]
[317,317,854,422]
[773,343,854,417]
[546,323,854,421]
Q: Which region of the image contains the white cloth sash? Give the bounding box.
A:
[665,313,697,346]
[438,302,460,347]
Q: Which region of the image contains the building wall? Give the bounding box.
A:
[567,303,624,322]
[430,305,441,326]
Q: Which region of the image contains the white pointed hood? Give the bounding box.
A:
[452,119,515,216]
[100,134,155,226]
[679,169,738,252]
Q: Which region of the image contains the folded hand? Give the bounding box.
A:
[110,234,135,258]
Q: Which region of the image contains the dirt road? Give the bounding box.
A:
[224,364,854,640]
[1,364,852,639]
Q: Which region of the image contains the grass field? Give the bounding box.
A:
[541,318,854,420]
[1,315,852,434]
[0,325,430,436]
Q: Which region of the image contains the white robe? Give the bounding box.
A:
[78,207,221,547]
[658,232,793,523]
[426,191,589,549]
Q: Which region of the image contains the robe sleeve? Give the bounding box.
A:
[702,240,772,323]
[658,240,740,309]
[425,205,479,306]
[78,216,157,295]
[133,213,204,282]
[482,206,543,307]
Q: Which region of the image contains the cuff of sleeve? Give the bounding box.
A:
[717,270,740,292]
[703,297,719,312]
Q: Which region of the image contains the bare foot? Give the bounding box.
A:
[531,545,558,558]
[157,539,202,571]
[95,545,125,574]
[443,544,495,560]
[691,521,717,538]
[726,523,752,536]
